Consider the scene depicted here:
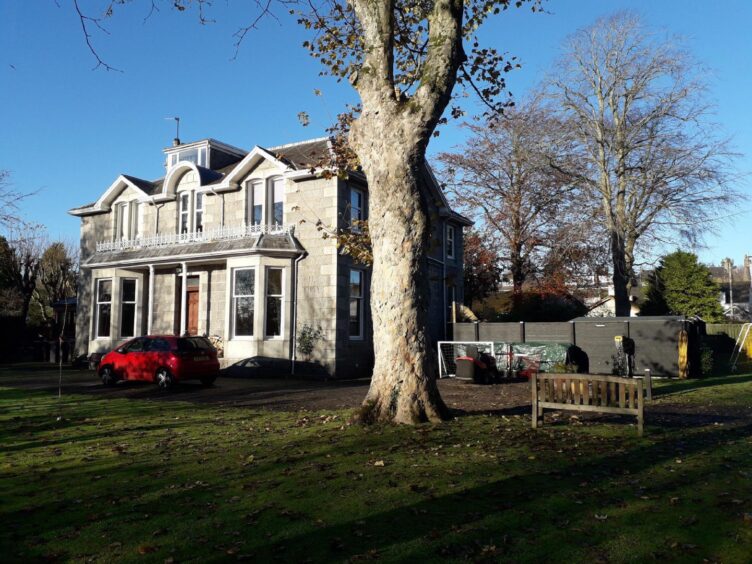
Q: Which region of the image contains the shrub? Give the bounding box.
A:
[298,324,324,359]
[700,342,714,377]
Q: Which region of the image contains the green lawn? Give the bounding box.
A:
[1,372,751,563]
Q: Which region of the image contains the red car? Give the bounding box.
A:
[98,335,220,389]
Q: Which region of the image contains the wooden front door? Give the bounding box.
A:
[187,288,199,336]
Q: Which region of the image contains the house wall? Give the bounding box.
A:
[285,174,340,376]
[74,147,466,379]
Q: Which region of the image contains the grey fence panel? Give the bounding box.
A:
[569,320,630,375]
[630,319,682,377]
[525,322,573,344]
[479,323,523,342]
[453,323,478,341]
[450,317,688,376]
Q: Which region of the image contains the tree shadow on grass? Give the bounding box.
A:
[4,414,750,563]
[653,373,752,397]
[250,422,752,562]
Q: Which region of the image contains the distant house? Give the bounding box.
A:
[69,137,470,377]
[709,256,752,321]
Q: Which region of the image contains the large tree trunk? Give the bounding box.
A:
[352,124,449,424]
[610,230,632,317]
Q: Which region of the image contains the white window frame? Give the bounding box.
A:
[350,187,364,225]
[129,200,139,239]
[231,268,256,339]
[245,180,265,226]
[120,278,138,338]
[446,225,456,259]
[348,269,364,340]
[113,202,128,241]
[270,177,285,226]
[178,192,191,234]
[264,267,285,339]
[95,278,113,339]
[194,191,204,233]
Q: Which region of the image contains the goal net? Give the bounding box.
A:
[437,341,496,379]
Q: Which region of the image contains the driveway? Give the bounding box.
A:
[0,363,531,414]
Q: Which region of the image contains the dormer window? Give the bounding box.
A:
[167,146,208,169]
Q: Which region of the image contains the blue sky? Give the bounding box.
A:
[1,0,750,265]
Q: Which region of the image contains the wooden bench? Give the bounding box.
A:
[532,373,645,436]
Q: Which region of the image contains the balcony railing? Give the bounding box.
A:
[96,223,294,253]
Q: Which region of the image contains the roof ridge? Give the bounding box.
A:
[267,136,330,151]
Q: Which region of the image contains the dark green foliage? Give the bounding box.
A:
[297,324,325,358]
[642,251,725,322]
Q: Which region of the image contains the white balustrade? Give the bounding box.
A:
[96,223,293,253]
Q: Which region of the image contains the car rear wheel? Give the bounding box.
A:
[200,375,217,387]
[100,366,117,386]
[155,368,173,390]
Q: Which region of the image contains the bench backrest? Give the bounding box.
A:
[533,374,643,414]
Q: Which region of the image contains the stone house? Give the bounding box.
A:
[69,137,469,377]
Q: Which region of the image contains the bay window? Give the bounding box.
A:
[95,279,112,338]
[120,279,137,337]
[232,268,255,337]
[265,268,284,338]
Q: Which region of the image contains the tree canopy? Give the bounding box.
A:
[641,250,725,322]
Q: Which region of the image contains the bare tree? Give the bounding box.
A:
[547,12,742,316]
[72,0,541,424]
[438,102,600,296]
[0,171,34,230]
[32,241,80,334]
[0,230,46,328]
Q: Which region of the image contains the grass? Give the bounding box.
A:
[1,369,751,563]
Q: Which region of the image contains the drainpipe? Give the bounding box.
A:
[179,261,187,335]
[147,264,155,335]
[290,251,307,375]
[153,201,165,233]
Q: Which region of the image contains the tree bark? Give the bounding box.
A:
[351,117,449,424]
[610,230,631,317]
[346,0,464,423]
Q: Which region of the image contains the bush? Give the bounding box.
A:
[699,334,735,376]
[297,324,324,359]
[700,342,714,377]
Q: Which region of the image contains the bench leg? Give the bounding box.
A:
[637,412,644,437]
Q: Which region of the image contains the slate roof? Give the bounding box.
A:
[267,138,331,170]
[122,174,160,195]
[84,234,301,267]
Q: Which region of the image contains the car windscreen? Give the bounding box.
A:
[176,337,214,352]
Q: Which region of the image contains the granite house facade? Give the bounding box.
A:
[69,137,469,377]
